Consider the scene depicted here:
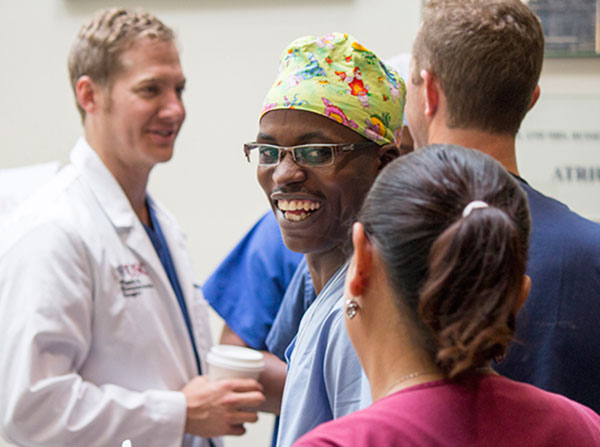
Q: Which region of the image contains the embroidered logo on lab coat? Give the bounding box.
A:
[116,263,154,297]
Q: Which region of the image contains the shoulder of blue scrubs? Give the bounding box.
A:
[266,258,315,361]
[203,211,303,350]
[276,262,365,446]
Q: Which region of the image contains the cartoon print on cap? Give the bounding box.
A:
[336,67,370,109]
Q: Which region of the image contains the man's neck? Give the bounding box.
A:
[305,245,349,295]
[101,157,151,225]
[85,133,152,225]
[429,127,520,176]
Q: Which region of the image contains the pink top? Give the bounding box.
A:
[294,374,600,447]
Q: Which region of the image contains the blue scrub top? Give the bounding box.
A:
[274,262,367,447]
[266,258,315,362]
[203,212,303,350]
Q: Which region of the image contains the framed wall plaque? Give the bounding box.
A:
[528,0,600,57]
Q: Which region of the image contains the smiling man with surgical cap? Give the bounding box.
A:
[240,32,406,446]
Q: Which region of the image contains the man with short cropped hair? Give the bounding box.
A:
[0,8,263,446]
[405,0,600,413]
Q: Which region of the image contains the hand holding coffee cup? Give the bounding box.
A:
[180,348,265,439]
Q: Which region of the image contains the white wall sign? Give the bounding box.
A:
[517,94,600,221]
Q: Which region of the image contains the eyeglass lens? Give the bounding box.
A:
[256,145,334,166]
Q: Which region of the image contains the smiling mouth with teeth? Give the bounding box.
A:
[277,199,321,222]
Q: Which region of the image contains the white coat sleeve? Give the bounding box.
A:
[0,222,187,447]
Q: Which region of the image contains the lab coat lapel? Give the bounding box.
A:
[124,221,169,286]
[150,200,211,367]
[70,139,168,285]
[70,139,201,376]
[152,206,193,310]
[117,206,201,378]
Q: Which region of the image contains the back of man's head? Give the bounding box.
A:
[412,0,544,135]
[68,8,174,120]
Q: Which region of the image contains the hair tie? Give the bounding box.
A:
[462,200,489,218]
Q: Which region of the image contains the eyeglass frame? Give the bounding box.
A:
[243,141,379,168]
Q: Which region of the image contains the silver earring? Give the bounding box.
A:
[345,299,359,319]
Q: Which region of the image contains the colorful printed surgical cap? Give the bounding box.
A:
[261,33,406,147]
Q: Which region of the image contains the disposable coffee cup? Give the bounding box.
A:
[206,345,265,381]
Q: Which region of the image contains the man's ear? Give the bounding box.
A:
[514,274,531,316]
[348,222,373,297]
[528,85,541,111]
[376,123,416,170]
[398,126,414,155]
[75,75,103,116]
[377,143,401,170]
[421,69,440,118]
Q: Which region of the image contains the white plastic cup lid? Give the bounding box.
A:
[206,345,265,372]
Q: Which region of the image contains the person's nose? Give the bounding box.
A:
[272,151,306,186]
[159,89,186,123]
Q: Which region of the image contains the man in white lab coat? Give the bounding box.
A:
[0,8,263,447]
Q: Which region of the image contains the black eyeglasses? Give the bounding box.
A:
[243,142,378,167]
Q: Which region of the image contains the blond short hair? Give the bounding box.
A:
[68,8,175,119]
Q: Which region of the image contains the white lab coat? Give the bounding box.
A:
[0,139,217,447]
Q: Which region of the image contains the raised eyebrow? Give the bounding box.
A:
[137,77,163,85]
[137,77,186,87]
[255,131,333,145]
[256,133,278,144]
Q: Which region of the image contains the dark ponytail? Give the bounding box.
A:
[419,206,526,379]
[358,144,530,380]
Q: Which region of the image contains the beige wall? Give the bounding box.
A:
[1,1,599,446]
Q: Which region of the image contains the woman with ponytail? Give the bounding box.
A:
[294,144,600,446]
